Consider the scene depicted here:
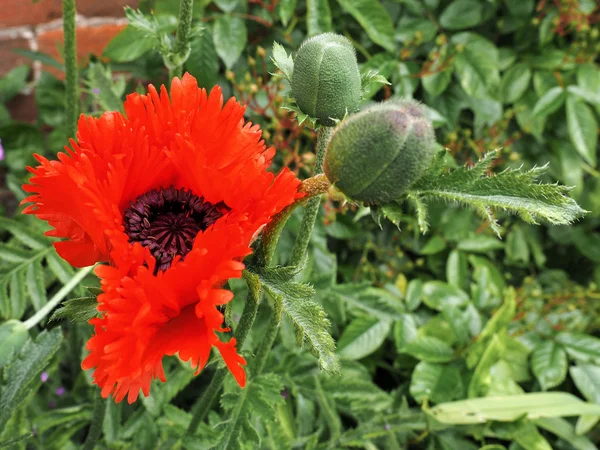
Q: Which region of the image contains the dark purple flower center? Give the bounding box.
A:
[123,187,224,272]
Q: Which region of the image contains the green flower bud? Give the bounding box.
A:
[324,100,436,204]
[291,33,361,126]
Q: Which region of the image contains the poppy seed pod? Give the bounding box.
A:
[323,100,436,204]
[291,33,362,126]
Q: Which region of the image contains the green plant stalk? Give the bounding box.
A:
[289,126,333,266]
[82,393,106,450]
[186,283,260,434]
[23,264,95,330]
[186,174,332,433]
[170,0,194,79]
[62,0,78,139]
[250,306,282,375]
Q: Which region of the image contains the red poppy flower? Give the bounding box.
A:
[22,74,301,403]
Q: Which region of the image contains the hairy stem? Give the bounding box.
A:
[186,288,259,433]
[24,265,95,330]
[171,0,194,78]
[289,126,333,266]
[251,306,282,375]
[82,393,106,450]
[62,0,78,139]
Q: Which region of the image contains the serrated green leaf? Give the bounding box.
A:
[271,42,294,82]
[187,27,220,88]
[50,296,99,323]
[408,150,586,237]
[421,281,470,310]
[86,62,124,113]
[451,33,500,99]
[0,320,28,367]
[0,328,63,430]
[337,316,391,360]
[259,268,339,374]
[501,63,531,104]
[440,0,486,30]
[532,86,565,117]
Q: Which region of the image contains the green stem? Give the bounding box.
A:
[23,264,95,330]
[170,0,194,78]
[62,0,78,139]
[251,306,281,375]
[186,278,260,434]
[82,393,106,450]
[289,126,333,266]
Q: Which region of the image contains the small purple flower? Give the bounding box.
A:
[48,401,56,409]
[0,138,4,161]
[40,372,49,383]
[92,88,100,95]
[55,386,65,396]
[384,424,391,431]
[281,389,289,400]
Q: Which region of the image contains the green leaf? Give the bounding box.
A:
[330,285,403,320]
[532,86,565,117]
[556,333,600,364]
[217,374,284,450]
[466,289,516,368]
[440,0,486,30]
[104,25,156,62]
[34,405,92,434]
[535,417,598,450]
[306,0,332,36]
[457,234,504,252]
[86,63,124,113]
[13,49,64,71]
[393,314,418,350]
[213,15,247,69]
[566,95,598,166]
[0,328,63,430]
[259,268,340,374]
[50,295,99,323]
[337,316,391,360]
[446,250,468,291]
[271,42,294,82]
[187,28,220,88]
[468,334,505,398]
[321,377,392,413]
[576,415,599,436]
[335,0,395,52]
[570,365,600,403]
[0,320,28,367]
[452,33,500,99]
[0,66,29,103]
[407,150,586,238]
[25,261,46,311]
[278,0,297,26]
[419,235,446,255]
[531,341,568,390]
[421,281,469,310]
[501,63,531,104]
[429,392,600,425]
[410,362,464,404]
[422,68,452,98]
[404,336,454,363]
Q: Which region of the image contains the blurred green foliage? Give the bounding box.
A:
[0,0,599,449]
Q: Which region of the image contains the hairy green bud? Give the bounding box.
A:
[291,33,361,126]
[324,100,436,204]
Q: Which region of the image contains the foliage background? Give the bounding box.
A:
[0,0,599,449]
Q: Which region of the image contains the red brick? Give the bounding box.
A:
[0,0,138,27]
[37,23,126,77]
[0,36,33,77]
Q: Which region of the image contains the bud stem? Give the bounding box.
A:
[290,126,333,266]
[62,0,78,139]
[82,393,106,450]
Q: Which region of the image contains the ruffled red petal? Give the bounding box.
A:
[24,73,301,402]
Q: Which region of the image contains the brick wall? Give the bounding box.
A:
[0,0,138,121]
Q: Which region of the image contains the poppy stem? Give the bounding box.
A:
[62,0,78,139]
[186,281,260,434]
[289,126,334,266]
[23,264,95,330]
[82,393,106,450]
